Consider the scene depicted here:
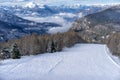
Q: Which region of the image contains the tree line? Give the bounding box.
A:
[0,30,86,59]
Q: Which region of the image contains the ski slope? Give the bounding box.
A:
[0,44,120,80]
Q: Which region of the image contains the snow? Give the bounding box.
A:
[0,44,120,80]
[106,47,120,68]
[25,2,37,8]
[24,2,44,8]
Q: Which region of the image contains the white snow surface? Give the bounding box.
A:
[24,2,44,8]
[0,44,120,80]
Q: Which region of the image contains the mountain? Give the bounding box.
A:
[0,4,108,35]
[0,8,60,41]
[0,7,33,24]
[24,2,44,8]
[5,5,58,17]
[0,4,108,41]
[0,4,108,17]
[72,5,120,56]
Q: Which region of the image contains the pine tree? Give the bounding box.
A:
[51,41,56,53]
[47,40,56,53]
[11,43,21,59]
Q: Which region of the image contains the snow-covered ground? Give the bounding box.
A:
[0,44,120,80]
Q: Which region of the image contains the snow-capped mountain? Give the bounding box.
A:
[1,4,109,17]
[0,3,110,41]
[24,2,44,8]
[24,2,38,8]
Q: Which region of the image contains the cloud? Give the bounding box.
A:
[23,16,65,24]
[22,12,76,34]
[56,13,76,18]
[47,21,72,34]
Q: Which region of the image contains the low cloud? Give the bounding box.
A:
[56,12,76,18]
[23,12,76,34]
[47,22,72,34]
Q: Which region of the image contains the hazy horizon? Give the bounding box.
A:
[0,0,120,6]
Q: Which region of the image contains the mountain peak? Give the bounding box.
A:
[24,2,44,8]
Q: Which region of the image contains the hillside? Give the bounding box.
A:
[72,5,120,57]
[73,5,120,41]
[0,8,60,41]
[0,44,120,80]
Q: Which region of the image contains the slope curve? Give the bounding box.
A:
[0,44,120,80]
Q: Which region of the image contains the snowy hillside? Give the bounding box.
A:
[0,44,120,80]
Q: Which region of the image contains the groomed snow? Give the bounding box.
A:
[0,44,120,80]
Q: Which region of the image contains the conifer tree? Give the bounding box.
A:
[11,43,21,59]
[51,41,56,53]
[47,40,56,53]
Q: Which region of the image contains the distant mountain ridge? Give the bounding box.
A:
[0,4,107,17]
[0,8,61,41]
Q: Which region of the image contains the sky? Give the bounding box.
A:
[0,0,120,6]
[43,0,120,5]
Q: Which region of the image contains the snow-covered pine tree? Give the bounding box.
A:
[11,43,21,59]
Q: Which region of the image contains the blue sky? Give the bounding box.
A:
[0,0,120,6]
